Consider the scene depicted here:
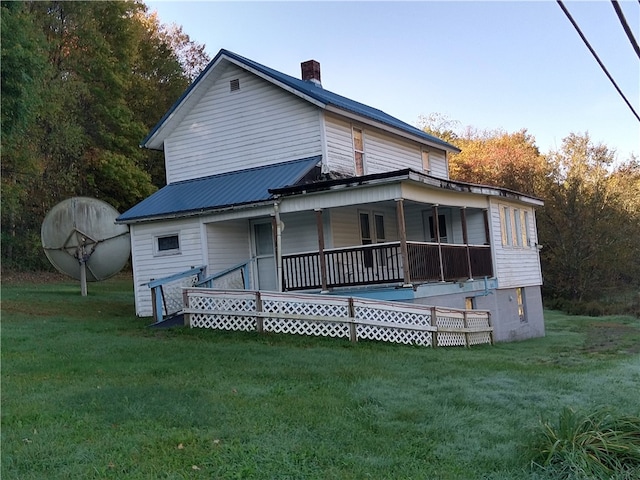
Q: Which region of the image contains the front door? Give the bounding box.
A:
[252,221,277,291]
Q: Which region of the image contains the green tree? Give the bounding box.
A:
[539,133,639,301]
[1,1,209,269]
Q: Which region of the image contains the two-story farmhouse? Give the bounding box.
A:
[117,49,545,342]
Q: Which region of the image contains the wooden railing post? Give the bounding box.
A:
[431,306,438,347]
[315,209,328,292]
[255,291,263,333]
[463,310,469,348]
[432,205,445,282]
[460,207,473,280]
[348,297,357,343]
[183,289,191,327]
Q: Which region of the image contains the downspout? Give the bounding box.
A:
[273,199,283,292]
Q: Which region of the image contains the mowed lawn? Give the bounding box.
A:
[2,275,639,479]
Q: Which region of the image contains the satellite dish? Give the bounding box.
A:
[41,197,130,296]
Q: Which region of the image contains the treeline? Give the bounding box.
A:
[420,115,640,314]
[1,0,209,268]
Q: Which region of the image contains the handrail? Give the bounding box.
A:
[146,265,207,324]
[146,266,207,288]
[196,260,251,289]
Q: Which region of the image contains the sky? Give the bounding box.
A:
[146,0,640,162]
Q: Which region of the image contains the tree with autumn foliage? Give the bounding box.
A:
[421,115,639,311]
[1,0,209,269]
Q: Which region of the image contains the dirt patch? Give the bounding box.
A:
[583,322,640,355]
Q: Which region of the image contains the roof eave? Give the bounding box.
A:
[116,198,277,225]
[324,105,461,153]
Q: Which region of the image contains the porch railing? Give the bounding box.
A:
[282,241,493,291]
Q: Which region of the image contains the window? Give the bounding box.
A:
[359,211,386,268]
[353,127,365,176]
[513,208,523,247]
[155,234,180,255]
[422,149,430,173]
[522,210,531,246]
[516,287,527,322]
[500,205,512,246]
[423,211,449,243]
[500,205,532,248]
[465,297,475,310]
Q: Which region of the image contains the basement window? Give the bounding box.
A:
[230,78,240,92]
[155,234,180,256]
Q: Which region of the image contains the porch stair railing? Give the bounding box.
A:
[146,260,251,325]
[182,288,493,348]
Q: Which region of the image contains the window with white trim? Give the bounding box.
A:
[353,127,365,176]
[155,233,180,256]
[359,211,386,268]
[500,205,533,248]
[422,149,430,173]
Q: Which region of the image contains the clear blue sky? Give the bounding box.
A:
[146,0,639,162]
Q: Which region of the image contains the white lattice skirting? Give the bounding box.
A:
[183,288,493,348]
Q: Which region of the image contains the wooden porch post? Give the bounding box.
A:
[315,209,328,292]
[395,198,411,285]
[460,207,473,280]
[433,205,445,282]
[271,215,282,291]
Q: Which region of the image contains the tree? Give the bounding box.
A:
[420,115,548,197]
[538,133,639,301]
[1,1,210,269]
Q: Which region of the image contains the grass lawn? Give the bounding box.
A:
[2,275,639,479]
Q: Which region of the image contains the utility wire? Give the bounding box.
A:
[556,0,640,122]
[611,0,640,59]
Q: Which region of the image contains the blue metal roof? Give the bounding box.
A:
[142,49,460,152]
[116,156,321,223]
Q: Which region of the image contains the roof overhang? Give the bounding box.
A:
[270,169,544,207]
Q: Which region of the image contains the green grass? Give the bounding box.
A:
[2,276,639,479]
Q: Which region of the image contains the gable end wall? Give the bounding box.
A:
[164,64,323,183]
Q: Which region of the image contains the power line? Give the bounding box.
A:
[611,0,640,59]
[556,0,640,123]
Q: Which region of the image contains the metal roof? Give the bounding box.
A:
[142,49,460,153]
[116,156,321,223]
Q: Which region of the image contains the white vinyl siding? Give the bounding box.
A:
[206,220,251,275]
[130,218,204,317]
[323,113,449,179]
[428,150,448,179]
[329,205,398,248]
[164,65,322,183]
[490,199,542,288]
[280,212,326,254]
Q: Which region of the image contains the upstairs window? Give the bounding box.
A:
[353,127,365,176]
[422,149,430,173]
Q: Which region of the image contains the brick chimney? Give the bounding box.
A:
[301,60,321,87]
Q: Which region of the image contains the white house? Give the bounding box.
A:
[117,49,545,342]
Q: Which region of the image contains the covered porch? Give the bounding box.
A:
[277,199,494,292]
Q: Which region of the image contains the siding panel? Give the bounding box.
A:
[490,199,542,287]
[130,219,204,317]
[165,65,322,183]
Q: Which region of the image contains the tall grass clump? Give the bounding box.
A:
[530,406,640,479]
